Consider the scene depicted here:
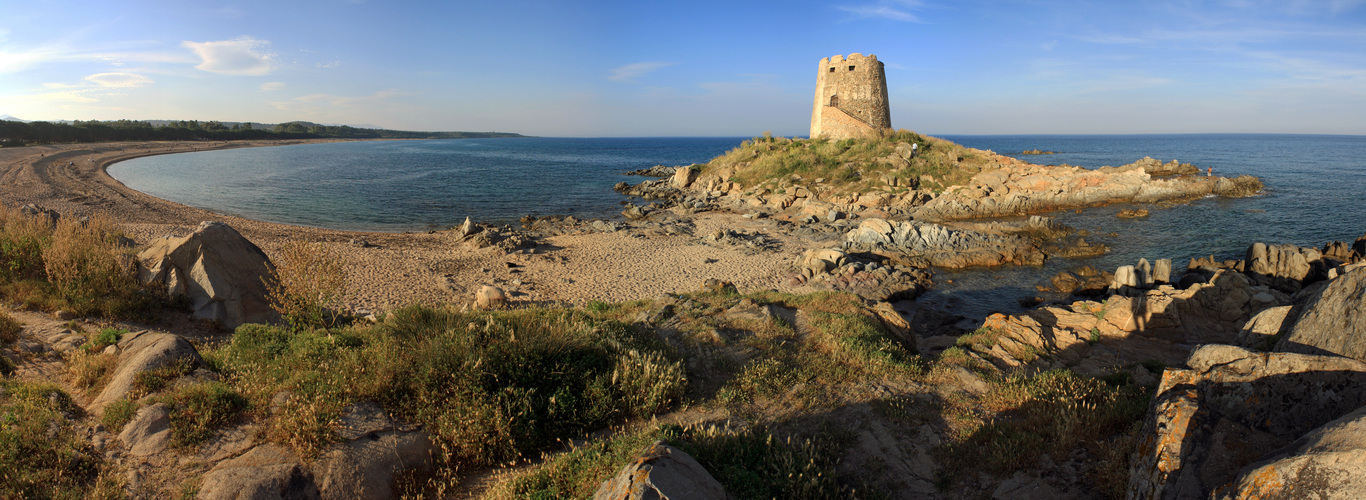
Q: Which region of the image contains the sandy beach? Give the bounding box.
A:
[0,140,810,312]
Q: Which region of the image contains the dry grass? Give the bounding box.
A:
[265,240,348,331]
[0,206,161,319]
[0,311,19,344]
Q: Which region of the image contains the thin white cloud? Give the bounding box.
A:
[84,72,153,88]
[608,61,677,83]
[260,81,286,91]
[838,0,924,22]
[182,36,275,75]
[316,60,341,69]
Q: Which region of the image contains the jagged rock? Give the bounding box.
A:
[622,206,649,220]
[979,270,1287,374]
[118,403,171,457]
[1117,208,1149,218]
[843,218,1043,268]
[457,217,479,238]
[91,331,202,410]
[624,165,680,177]
[313,402,434,500]
[137,221,279,329]
[593,441,726,500]
[474,286,507,310]
[1126,345,1366,500]
[1236,305,1294,350]
[1216,404,1366,500]
[671,167,698,189]
[1153,258,1172,284]
[1276,266,1366,361]
[198,444,319,500]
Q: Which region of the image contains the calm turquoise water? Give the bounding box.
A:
[928,134,1366,316]
[109,137,746,231]
[109,134,1366,316]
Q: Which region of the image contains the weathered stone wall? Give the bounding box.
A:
[810,53,892,139]
[816,106,881,142]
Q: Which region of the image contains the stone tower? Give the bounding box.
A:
[810,53,892,140]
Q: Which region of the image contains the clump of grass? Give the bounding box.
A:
[100,398,139,434]
[956,326,1001,350]
[0,380,123,498]
[214,306,686,465]
[156,381,249,448]
[67,350,119,392]
[130,357,196,399]
[488,425,671,499]
[0,311,20,344]
[935,370,1150,483]
[265,240,348,331]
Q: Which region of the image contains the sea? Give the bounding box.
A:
[108,134,1366,317]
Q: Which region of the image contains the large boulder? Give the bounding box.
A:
[312,402,434,500]
[1276,266,1366,361]
[594,441,726,500]
[118,403,171,457]
[1127,345,1366,499]
[198,444,319,500]
[138,221,279,329]
[91,330,203,409]
[1216,404,1366,499]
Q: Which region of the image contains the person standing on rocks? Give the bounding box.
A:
[911,142,918,158]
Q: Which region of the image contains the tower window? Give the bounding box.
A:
[829,94,839,107]
[829,67,835,72]
[848,65,855,71]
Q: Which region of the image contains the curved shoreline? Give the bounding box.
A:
[0,140,806,312]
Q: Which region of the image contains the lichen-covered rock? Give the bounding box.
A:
[137,221,278,329]
[593,441,726,500]
[1276,266,1366,362]
[1215,404,1366,500]
[1126,345,1366,500]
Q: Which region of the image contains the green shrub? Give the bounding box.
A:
[667,424,853,500]
[216,306,686,465]
[160,381,249,447]
[0,380,112,498]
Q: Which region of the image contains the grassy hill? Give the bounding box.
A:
[700,130,1003,196]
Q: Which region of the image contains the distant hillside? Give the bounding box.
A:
[0,119,522,146]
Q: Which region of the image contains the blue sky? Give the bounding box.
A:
[1,0,1363,136]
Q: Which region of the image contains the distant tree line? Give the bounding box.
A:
[0,119,521,146]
